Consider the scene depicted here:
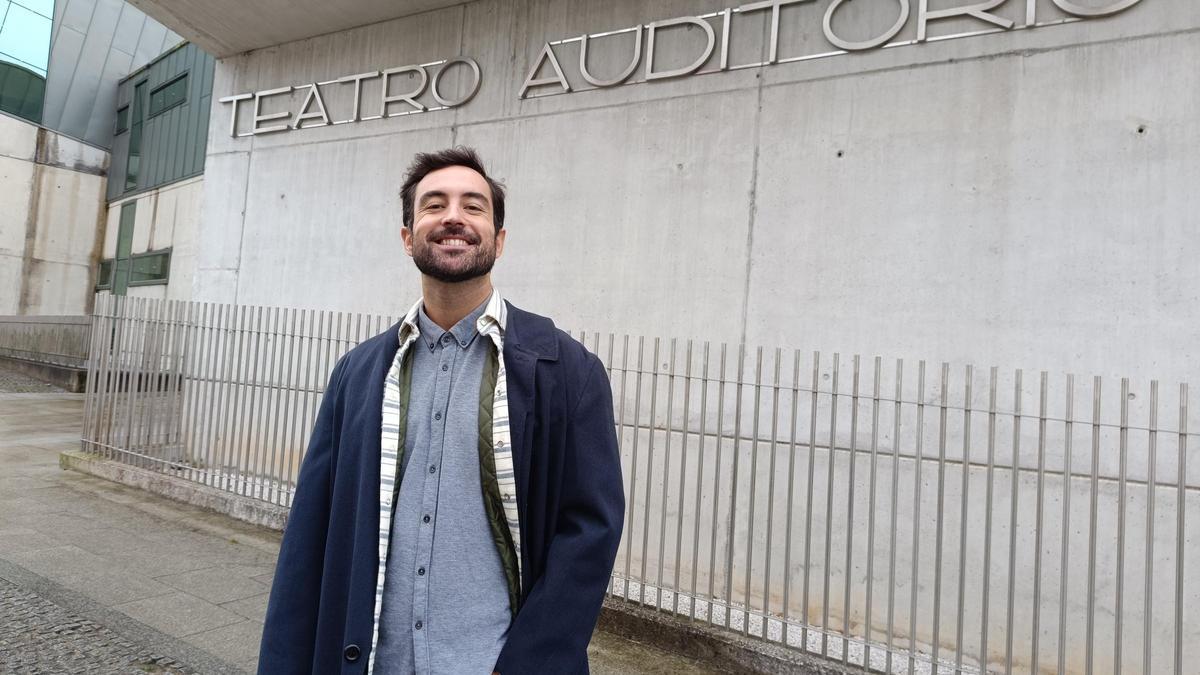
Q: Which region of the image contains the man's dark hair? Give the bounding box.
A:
[400,146,506,232]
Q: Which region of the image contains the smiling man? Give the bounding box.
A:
[258,147,625,674]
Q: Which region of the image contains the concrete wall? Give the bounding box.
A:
[0,111,108,315]
[195,0,1199,388]
[98,175,202,301]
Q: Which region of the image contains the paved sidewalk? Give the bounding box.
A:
[0,367,719,674]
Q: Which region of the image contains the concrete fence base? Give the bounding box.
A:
[1,356,87,392]
[598,597,845,675]
[59,450,290,531]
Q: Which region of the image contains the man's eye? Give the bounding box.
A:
[426,203,444,210]
[466,204,483,213]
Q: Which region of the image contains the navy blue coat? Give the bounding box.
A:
[258,302,625,674]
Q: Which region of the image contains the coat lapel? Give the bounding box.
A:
[501,302,559,541]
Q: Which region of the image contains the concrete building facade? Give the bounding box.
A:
[184,0,1198,388]
[0,111,107,314]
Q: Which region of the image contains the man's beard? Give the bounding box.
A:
[411,229,498,283]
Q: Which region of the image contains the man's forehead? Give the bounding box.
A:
[416,165,491,201]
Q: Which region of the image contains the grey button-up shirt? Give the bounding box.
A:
[373,300,512,674]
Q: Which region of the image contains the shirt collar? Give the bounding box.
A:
[397,288,506,349]
[418,298,487,350]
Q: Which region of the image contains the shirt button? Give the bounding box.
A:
[434,412,441,420]
[422,514,431,523]
[460,340,467,347]
[429,465,436,474]
[496,441,504,448]
[441,364,448,372]
[417,567,425,576]
[415,620,423,630]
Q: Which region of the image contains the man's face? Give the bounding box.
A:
[402,165,505,284]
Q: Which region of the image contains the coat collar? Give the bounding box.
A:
[501,301,559,362]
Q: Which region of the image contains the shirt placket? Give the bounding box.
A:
[412,332,458,673]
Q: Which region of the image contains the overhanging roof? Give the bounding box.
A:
[125,0,467,58]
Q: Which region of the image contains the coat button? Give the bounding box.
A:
[343,644,361,662]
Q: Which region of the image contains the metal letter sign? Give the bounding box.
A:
[517,0,1147,99]
[217,0,1146,134]
[219,57,482,136]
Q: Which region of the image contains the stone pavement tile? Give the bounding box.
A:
[0,527,61,555]
[220,561,275,579]
[0,496,55,516]
[587,630,726,674]
[220,592,269,623]
[54,525,158,558]
[240,656,260,673]
[106,545,221,579]
[7,545,174,606]
[183,619,264,665]
[0,473,51,491]
[0,510,110,540]
[159,566,269,604]
[114,591,245,639]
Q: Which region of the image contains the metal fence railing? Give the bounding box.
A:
[80,295,1198,674]
[0,314,92,368]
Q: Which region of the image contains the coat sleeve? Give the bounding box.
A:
[493,355,625,674]
[258,357,347,674]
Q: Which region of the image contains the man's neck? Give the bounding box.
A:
[420,275,493,331]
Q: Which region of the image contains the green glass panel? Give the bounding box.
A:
[149,74,187,116]
[0,60,44,123]
[125,81,146,191]
[149,89,164,115]
[113,203,136,296]
[96,260,114,290]
[115,106,129,133]
[130,251,170,284]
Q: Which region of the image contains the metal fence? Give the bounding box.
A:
[0,314,92,368]
[80,295,1198,674]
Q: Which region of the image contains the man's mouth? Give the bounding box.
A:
[435,237,472,247]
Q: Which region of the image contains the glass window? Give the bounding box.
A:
[129,249,171,286]
[125,81,146,191]
[96,259,114,290]
[113,202,135,295]
[0,0,51,123]
[115,106,129,134]
[149,74,188,116]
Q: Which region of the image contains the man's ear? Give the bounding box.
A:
[494,228,506,259]
[400,225,414,257]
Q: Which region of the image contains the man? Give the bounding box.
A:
[259,147,625,674]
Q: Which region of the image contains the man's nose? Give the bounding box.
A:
[440,200,465,224]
